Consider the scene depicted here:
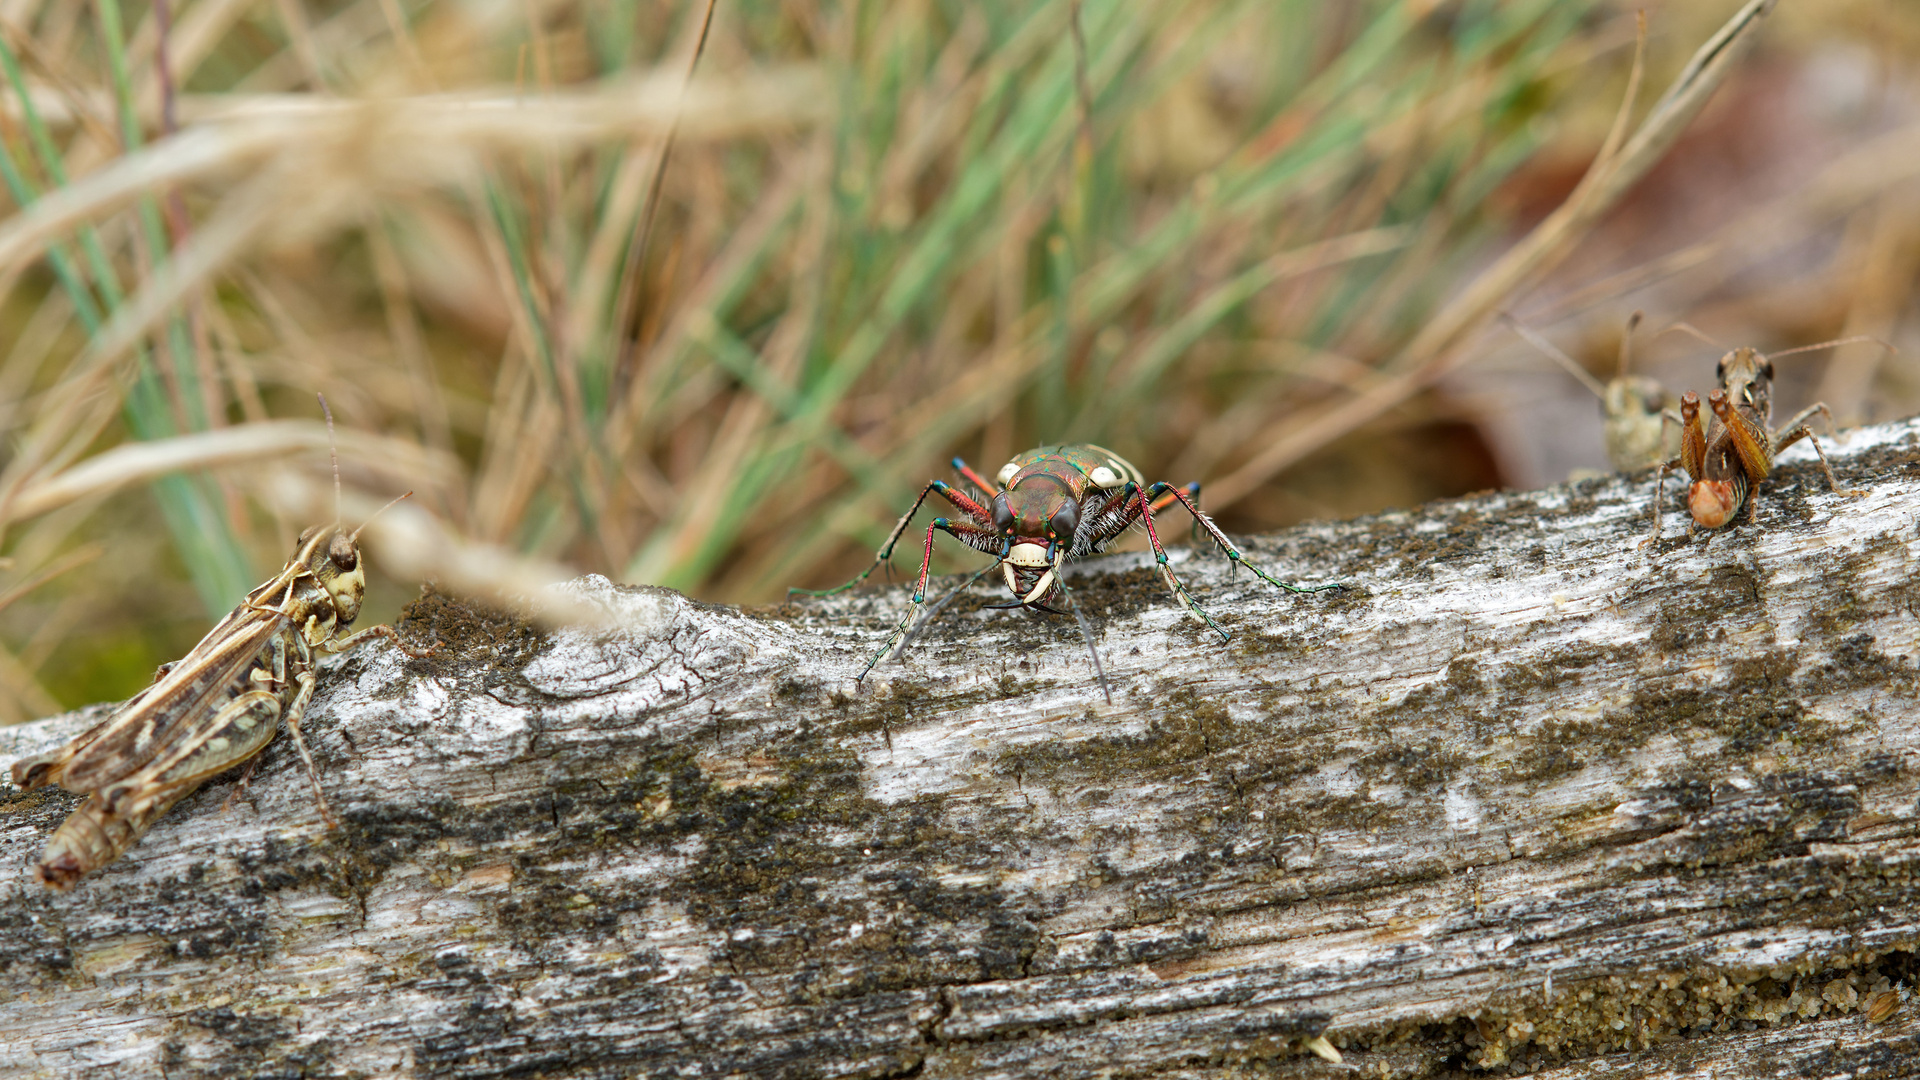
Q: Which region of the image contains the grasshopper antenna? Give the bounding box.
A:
[318,393,342,531]
[1762,335,1896,361]
[351,492,414,543]
[1617,310,1644,377]
[1500,313,1608,400]
[1654,320,1721,350]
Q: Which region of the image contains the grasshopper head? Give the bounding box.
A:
[297,526,367,626]
[1714,346,1773,414]
[1603,375,1667,424]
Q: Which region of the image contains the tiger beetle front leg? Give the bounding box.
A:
[789,480,993,601]
[857,516,1000,684]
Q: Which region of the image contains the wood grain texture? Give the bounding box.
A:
[3,418,1920,1079]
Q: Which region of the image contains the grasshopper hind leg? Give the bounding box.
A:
[1772,403,1867,499]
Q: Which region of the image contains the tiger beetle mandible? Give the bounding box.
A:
[792,444,1343,697]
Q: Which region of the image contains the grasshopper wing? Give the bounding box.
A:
[53,612,284,793]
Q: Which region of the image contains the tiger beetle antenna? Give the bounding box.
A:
[1055,575,1111,705]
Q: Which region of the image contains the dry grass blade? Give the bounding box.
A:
[1531,119,1920,324]
[5,422,461,523]
[265,476,606,627]
[609,0,720,375]
[3,1,1774,707]
[0,543,101,617]
[1204,0,1777,510]
[0,67,830,277]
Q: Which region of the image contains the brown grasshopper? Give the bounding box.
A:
[9,416,426,888]
[1506,312,1679,474]
[1643,337,1885,547]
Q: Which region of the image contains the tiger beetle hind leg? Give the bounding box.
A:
[1233,553,1347,596]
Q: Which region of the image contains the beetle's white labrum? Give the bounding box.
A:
[1002,541,1058,606]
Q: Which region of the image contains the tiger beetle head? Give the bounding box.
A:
[990,468,1089,608]
[991,476,1078,551]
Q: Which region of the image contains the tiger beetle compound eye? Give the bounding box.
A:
[1049,500,1078,541]
[787,444,1345,704]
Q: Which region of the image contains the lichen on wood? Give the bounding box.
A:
[4,418,1920,1078]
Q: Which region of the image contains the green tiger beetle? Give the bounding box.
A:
[793,444,1342,699]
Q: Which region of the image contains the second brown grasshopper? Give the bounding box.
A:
[1506,312,1680,474]
[1643,338,1885,548]
[9,416,427,889]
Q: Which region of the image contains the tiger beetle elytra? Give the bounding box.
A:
[791,444,1343,701]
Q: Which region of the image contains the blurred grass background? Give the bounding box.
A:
[0,0,1915,720]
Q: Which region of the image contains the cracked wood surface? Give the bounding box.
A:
[4,418,1920,1078]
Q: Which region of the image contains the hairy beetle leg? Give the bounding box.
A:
[791,481,992,601]
[857,516,998,683]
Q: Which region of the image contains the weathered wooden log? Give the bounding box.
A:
[4,417,1920,1079]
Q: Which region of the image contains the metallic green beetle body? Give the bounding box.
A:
[989,444,1145,605]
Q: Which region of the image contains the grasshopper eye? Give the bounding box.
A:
[328,533,358,571]
[1050,501,1079,541]
[992,492,1014,534]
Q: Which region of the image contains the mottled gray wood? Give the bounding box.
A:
[4,418,1920,1079]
